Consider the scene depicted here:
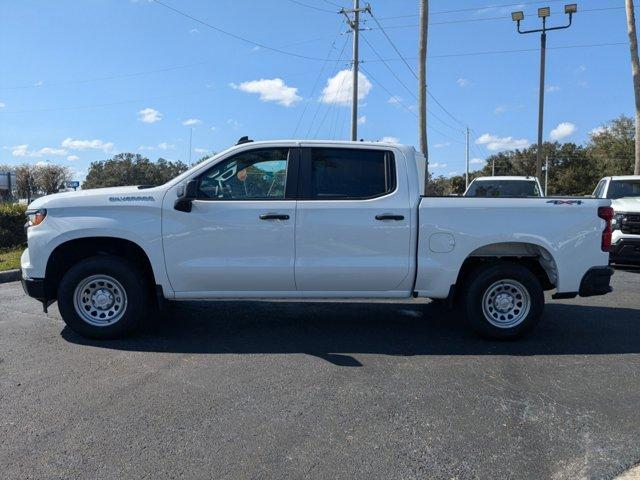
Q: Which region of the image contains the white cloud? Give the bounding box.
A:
[387,96,402,105]
[549,122,577,140]
[138,107,162,123]
[434,142,451,148]
[380,136,399,143]
[189,28,199,35]
[158,142,174,150]
[34,80,43,87]
[456,78,471,88]
[0,102,5,109]
[470,158,485,165]
[320,69,372,106]
[576,65,587,74]
[210,126,217,131]
[35,147,66,156]
[67,155,80,161]
[61,138,114,152]
[590,125,607,136]
[546,85,560,93]
[182,118,202,126]
[231,78,301,107]
[494,105,506,115]
[227,118,242,129]
[357,115,366,125]
[431,162,447,168]
[476,133,530,151]
[194,148,208,154]
[448,171,460,177]
[9,144,29,157]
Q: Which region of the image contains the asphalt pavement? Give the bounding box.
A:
[1,269,639,479]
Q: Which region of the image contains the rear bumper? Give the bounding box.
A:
[578,266,614,297]
[610,238,640,265]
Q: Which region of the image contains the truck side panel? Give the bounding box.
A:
[415,197,610,298]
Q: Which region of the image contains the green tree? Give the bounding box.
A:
[83,153,188,189]
[586,115,635,176]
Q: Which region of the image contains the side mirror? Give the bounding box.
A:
[174,179,198,212]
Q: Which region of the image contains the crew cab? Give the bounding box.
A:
[592,175,640,265]
[21,140,613,340]
[464,176,544,197]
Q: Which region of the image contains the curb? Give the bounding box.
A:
[0,269,21,284]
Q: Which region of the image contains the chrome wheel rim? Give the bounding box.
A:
[481,279,530,329]
[73,275,127,326]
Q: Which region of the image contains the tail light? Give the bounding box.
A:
[598,206,613,252]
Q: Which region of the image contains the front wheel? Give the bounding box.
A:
[463,262,544,340]
[57,256,148,339]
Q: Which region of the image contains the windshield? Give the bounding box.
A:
[606,180,640,199]
[465,180,541,197]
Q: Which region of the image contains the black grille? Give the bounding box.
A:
[621,214,640,234]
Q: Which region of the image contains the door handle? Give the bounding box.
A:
[375,214,404,221]
[259,214,290,220]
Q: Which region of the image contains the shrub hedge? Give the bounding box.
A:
[0,203,27,249]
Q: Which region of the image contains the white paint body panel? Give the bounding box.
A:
[22,140,611,302]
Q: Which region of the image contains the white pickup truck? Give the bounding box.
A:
[21,140,614,340]
[592,175,640,265]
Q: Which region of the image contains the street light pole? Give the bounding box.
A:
[511,4,577,181]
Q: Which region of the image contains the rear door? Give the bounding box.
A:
[294,146,413,295]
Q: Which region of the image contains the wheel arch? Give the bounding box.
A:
[44,236,157,301]
[455,241,558,295]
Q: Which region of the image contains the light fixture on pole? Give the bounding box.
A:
[511,4,577,181]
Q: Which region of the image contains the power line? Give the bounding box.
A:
[361,35,463,133]
[293,27,345,137]
[379,0,596,20]
[376,6,628,29]
[322,0,346,9]
[306,34,351,138]
[360,65,465,145]
[149,0,328,61]
[286,0,336,13]
[369,11,418,79]
[362,41,626,62]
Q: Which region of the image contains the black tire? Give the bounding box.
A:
[463,262,544,340]
[57,255,147,339]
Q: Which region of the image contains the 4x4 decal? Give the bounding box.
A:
[546,200,583,205]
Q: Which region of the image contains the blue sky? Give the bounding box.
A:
[0,0,633,180]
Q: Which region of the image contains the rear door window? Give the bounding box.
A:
[303,148,395,200]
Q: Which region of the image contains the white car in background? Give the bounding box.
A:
[464,176,544,198]
[593,175,640,266]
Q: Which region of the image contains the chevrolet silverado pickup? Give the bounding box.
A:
[21,140,614,340]
[592,175,640,266]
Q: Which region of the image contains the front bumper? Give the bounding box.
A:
[21,276,47,301]
[610,238,640,265]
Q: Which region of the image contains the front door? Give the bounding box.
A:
[163,147,298,297]
[294,146,413,295]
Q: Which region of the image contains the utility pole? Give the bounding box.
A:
[465,127,470,189]
[626,0,640,175]
[511,4,576,181]
[544,155,549,195]
[418,0,429,189]
[340,1,370,141]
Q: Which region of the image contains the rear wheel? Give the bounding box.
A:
[463,262,544,339]
[57,256,147,339]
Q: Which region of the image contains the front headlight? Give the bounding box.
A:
[25,208,47,228]
[611,213,626,230]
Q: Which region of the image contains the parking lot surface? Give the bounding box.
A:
[1,269,639,479]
